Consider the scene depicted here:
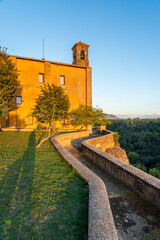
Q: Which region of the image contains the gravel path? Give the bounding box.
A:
[65,134,160,240]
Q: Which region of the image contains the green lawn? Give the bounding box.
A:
[0,131,88,240]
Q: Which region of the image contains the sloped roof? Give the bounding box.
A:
[72,41,90,50]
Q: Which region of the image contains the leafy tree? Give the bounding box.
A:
[70,105,111,130]
[133,163,147,173]
[128,151,140,164]
[149,168,160,179]
[32,83,70,147]
[0,46,20,112]
[0,93,9,119]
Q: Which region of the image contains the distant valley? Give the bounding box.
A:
[107,118,160,179]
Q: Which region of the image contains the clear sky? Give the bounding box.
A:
[0,0,160,117]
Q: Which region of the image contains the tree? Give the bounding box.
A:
[70,105,111,130]
[0,46,20,113]
[149,168,160,179]
[0,93,9,119]
[128,151,140,164]
[32,83,70,147]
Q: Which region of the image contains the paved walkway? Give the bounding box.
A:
[65,134,160,240]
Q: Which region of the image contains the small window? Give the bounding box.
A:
[16,96,22,105]
[28,115,33,125]
[81,50,85,59]
[39,73,44,83]
[60,75,65,85]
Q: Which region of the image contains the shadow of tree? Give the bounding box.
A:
[0,132,35,239]
[36,131,45,145]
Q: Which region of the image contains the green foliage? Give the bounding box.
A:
[0,93,9,119]
[0,132,88,239]
[149,168,160,179]
[113,132,119,145]
[0,46,20,111]
[107,118,160,179]
[128,151,140,164]
[133,163,147,172]
[70,105,111,129]
[36,122,48,130]
[32,83,70,126]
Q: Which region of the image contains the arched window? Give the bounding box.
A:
[81,50,85,59]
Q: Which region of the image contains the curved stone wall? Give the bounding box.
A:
[89,129,129,164]
[51,131,118,240]
[82,130,160,209]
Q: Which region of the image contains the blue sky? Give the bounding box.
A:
[0,0,160,117]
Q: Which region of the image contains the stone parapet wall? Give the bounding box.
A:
[51,131,118,240]
[89,129,129,164]
[82,133,160,209]
[55,130,91,147]
[88,132,115,152]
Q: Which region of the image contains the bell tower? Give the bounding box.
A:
[72,41,89,67]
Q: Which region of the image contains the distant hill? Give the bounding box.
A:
[116,114,160,119]
[106,114,119,120]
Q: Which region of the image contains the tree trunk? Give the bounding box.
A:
[36,132,55,148]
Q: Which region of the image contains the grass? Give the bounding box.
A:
[0,131,88,240]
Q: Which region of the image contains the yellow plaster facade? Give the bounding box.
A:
[0,42,92,129]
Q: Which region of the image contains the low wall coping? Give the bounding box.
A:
[51,131,118,240]
[82,134,160,208]
[82,139,160,190]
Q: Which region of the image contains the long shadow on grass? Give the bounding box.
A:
[37,174,88,240]
[0,131,35,239]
